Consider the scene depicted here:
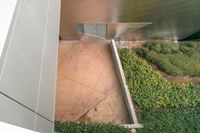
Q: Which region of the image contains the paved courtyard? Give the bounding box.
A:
[55,36,129,124]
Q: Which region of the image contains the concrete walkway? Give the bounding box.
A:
[55,36,129,124]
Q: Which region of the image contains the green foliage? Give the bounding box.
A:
[145,51,184,76]
[137,40,200,76]
[137,106,200,133]
[119,49,200,109]
[54,121,131,133]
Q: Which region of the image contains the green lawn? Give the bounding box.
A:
[137,40,200,76]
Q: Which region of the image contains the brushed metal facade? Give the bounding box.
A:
[77,22,152,39]
[60,0,200,40]
[0,0,61,132]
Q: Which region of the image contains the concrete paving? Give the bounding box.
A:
[55,36,129,124]
[79,89,130,124]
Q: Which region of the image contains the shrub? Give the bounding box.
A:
[136,47,149,58]
[160,42,178,54]
[137,106,200,133]
[145,52,184,76]
[137,40,200,76]
[143,40,179,54]
[54,121,131,133]
[143,41,161,52]
[119,49,200,109]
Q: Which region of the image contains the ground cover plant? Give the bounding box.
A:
[137,40,200,76]
[119,48,200,109]
[119,48,200,133]
[138,106,200,133]
[55,121,131,133]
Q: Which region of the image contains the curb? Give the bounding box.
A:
[110,39,143,129]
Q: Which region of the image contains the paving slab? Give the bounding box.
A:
[55,36,129,124]
[79,89,130,124]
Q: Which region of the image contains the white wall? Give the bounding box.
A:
[0,0,18,58]
[0,121,38,133]
[0,0,60,132]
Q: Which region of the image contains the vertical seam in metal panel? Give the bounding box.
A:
[33,0,51,130]
[52,0,61,122]
[52,0,61,132]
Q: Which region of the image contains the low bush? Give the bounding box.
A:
[54,121,131,133]
[137,40,200,76]
[137,106,200,133]
[146,51,184,76]
[143,40,179,54]
[119,49,200,109]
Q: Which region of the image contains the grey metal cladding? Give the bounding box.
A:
[60,0,200,40]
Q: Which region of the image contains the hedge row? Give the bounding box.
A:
[119,48,200,109]
[137,106,200,133]
[55,121,131,133]
[137,40,200,76]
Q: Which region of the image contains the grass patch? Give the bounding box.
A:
[137,106,200,133]
[137,40,200,76]
[54,121,131,133]
[119,48,200,109]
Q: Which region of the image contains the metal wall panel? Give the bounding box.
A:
[83,23,107,38]
[60,0,200,40]
[84,23,96,36]
[0,0,61,132]
[0,0,48,111]
[78,22,151,39]
[96,24,107,38]
[0,94,35,130]
[34,115,54,133]
[36,0,60,122]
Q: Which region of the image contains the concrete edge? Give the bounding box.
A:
[110,39,143,128]
[122,124,143,129]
